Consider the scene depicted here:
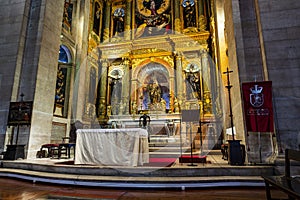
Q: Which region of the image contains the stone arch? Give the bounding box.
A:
[132,57,174,79]
[135,61,171,111]
[58,45,73,64]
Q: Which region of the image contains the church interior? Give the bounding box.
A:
[1,0,299,170]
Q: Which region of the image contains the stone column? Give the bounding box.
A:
[174,0,181,33]
[130,79,139,114]
[103,1,111,42]
[121,58,130,114]
[175,53,184,107]
[124,0,132,40]
[98,60,108,117]
[201,51,213,115]
[169,75,175,112]
[201,51,210,91]
[24,0,64,158]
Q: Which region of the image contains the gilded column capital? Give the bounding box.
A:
[104,0,112,6]
[175,53,182,61]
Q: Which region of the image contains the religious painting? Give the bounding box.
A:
[93,1,102,35]
[55,66,67,107]
[88,67,97,103]
[7,101,33,126]
[62,1,73,31]
[135,0,172,38]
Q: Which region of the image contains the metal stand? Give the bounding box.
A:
[181,110,199,167]
[187,122,197,166]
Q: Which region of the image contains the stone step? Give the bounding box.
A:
[149,137,181,144]
[149,146,190,152]
[1,160,275,178]
[149,153,204,159]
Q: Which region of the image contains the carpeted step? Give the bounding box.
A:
[179,155,207,163]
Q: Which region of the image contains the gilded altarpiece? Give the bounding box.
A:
[86,0,221,133]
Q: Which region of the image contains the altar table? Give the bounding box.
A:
[75,128,149,166]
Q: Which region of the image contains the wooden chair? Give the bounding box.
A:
[58,137,76,159]
[39,144,59,158]
[262,149,300,200]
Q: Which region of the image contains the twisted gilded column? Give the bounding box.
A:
[130,78,138,114]
[103,1,111,42]
[174,0,181,33]
[197,0,207,31]
[124,0,132,40]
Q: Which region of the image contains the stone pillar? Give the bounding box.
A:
[0,0,31,153]
[124,0,132,40]
[174,0,181,33]
[26,0,64,158]
[103,1,111,42]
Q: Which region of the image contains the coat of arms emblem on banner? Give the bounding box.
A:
[250,85,264,107]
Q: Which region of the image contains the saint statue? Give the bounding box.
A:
[183,0,196,28]
[113,8,125,36]
[148,78,161,104]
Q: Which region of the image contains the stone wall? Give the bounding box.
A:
[259,0,300,151]
[0,0,64,158]
[26,0,65,158]
[0,0,31,153]
[225,0,300,162]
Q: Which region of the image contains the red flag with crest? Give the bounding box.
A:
[242,81,274,132]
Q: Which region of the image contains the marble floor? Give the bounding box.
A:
[0,177,288,200]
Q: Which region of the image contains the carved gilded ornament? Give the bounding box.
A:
[131,58,148,69]
[175,18,182,32]
[103,28,110,41]
[160,55,174,67]
[88,39,98,53]
[199,15,207,31]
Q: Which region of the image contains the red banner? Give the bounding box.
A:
[242,81,274,132]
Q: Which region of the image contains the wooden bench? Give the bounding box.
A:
[262,149,300,200]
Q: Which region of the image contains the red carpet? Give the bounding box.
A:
[143,157,177,167]
[179,155,207,163]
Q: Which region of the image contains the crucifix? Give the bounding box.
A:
[223,67,235,141]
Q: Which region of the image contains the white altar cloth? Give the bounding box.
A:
[75,128,149,166]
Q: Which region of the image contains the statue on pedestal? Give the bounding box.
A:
[148,78,161,104]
